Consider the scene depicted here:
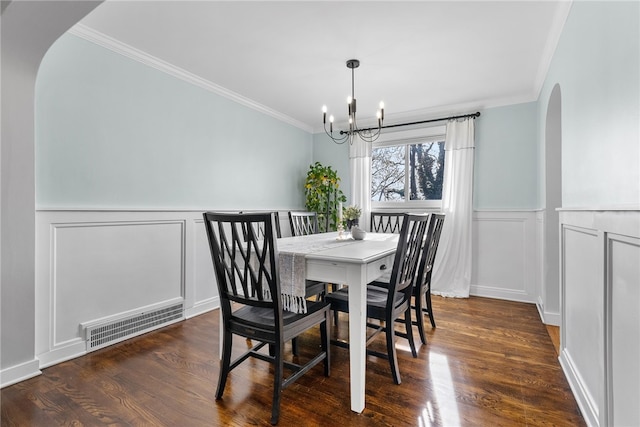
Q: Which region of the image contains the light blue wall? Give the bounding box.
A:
[538,1,639,208]
[312,132,351,202]
[314,102,540,211]
[36,34,313,210]
[474,102,538,210]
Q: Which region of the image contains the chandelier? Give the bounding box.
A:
[322,59,385,144]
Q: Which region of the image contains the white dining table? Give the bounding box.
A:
[277,231,399,413]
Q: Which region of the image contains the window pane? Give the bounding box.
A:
[409,141,444,200]
[371,145,405,201]
[408,141,445,200]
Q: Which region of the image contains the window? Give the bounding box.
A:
[371,126,446,208]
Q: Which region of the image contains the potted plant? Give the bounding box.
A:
[304,162,347,232]
[343,205,362,230]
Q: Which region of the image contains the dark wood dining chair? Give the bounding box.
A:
[370,211,405,233]
[325,213,430,384]
[410,213,445,343]
[288,210,319,237]
[287,211,331,300]
[203,212,331,425]
[241,211,282,240]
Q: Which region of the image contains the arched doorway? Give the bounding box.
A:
[544,83,562,325]
[1,0,102,385]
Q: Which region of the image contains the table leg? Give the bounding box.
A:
[347,264,367,413]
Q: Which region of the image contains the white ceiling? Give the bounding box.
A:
[75,1,572,133]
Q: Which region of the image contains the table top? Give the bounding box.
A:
[278,232,398,264]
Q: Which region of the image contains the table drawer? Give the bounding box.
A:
[366,254,394,283]
[307,260,348,283]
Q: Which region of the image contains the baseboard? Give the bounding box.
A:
[560,348,599,427]
[0,358,41,389]
[470,284,534,303]
[185,297,219,319]
[37,340,87,370]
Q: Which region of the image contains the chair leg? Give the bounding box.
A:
[291,338,299,356]
[270,341,284,425]
[320,316,330,377]
[386,320,402,385]
[330,284,339,325]
[404,310,417,358]
[425,290,436,328]
[414,294,427,345]
[216,328,233,399]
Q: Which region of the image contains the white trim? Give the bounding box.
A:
[533,1,573,100]
[67,24,313,133]
[374,125,446,146]
[0,359,41,389]
[186,297,219,319]
[557,206,640,212]
[371,126,447,209]
[560,348,600,427]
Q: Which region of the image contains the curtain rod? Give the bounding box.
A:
[349,111,480,134]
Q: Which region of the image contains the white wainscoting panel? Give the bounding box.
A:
[188,218,219,318]
[34,209,545,373]
[607,232,640,427]
[560,224,603,427]
[53,220,184,343]
[470,211,538,303]
[35,210,218,368]
[559,209,640,427]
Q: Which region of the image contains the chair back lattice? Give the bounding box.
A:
[288,211,319,236]
[370,212,405,234]
[415,214,445,294]
[387,214,430,311]
[203,212,281,317]
[240,211,282,240]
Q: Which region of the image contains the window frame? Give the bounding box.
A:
[371,125,446,209]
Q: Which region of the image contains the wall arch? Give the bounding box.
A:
[1,0,102,386]
[543,83,562,324]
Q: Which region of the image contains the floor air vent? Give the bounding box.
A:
[84,302,184,352]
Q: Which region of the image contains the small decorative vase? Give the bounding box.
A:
[351,226,366,240]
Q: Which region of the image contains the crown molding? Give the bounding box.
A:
[533,1,573,100]
[67,24,313,133]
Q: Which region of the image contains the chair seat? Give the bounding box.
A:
[372,279,426,298]
[325,286,406,320]
[231,300,330,339]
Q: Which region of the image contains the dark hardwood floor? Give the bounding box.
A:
[1,296,585,426]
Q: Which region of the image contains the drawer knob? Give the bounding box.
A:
[379,264,387,271]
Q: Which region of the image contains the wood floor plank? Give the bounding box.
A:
[1,296,585,426]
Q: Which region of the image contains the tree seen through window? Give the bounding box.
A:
[372,140,445,202]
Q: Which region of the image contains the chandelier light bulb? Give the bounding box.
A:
[379,101,385,109]
[322,105,327,113]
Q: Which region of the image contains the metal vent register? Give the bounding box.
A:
[84,303,184,352]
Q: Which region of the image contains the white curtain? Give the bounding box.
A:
[349,137,372,231]
[432,118,475,298]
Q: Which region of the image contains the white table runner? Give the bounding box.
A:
[275,232,358,313]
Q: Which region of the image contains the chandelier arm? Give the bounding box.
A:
[324,124,350,144]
